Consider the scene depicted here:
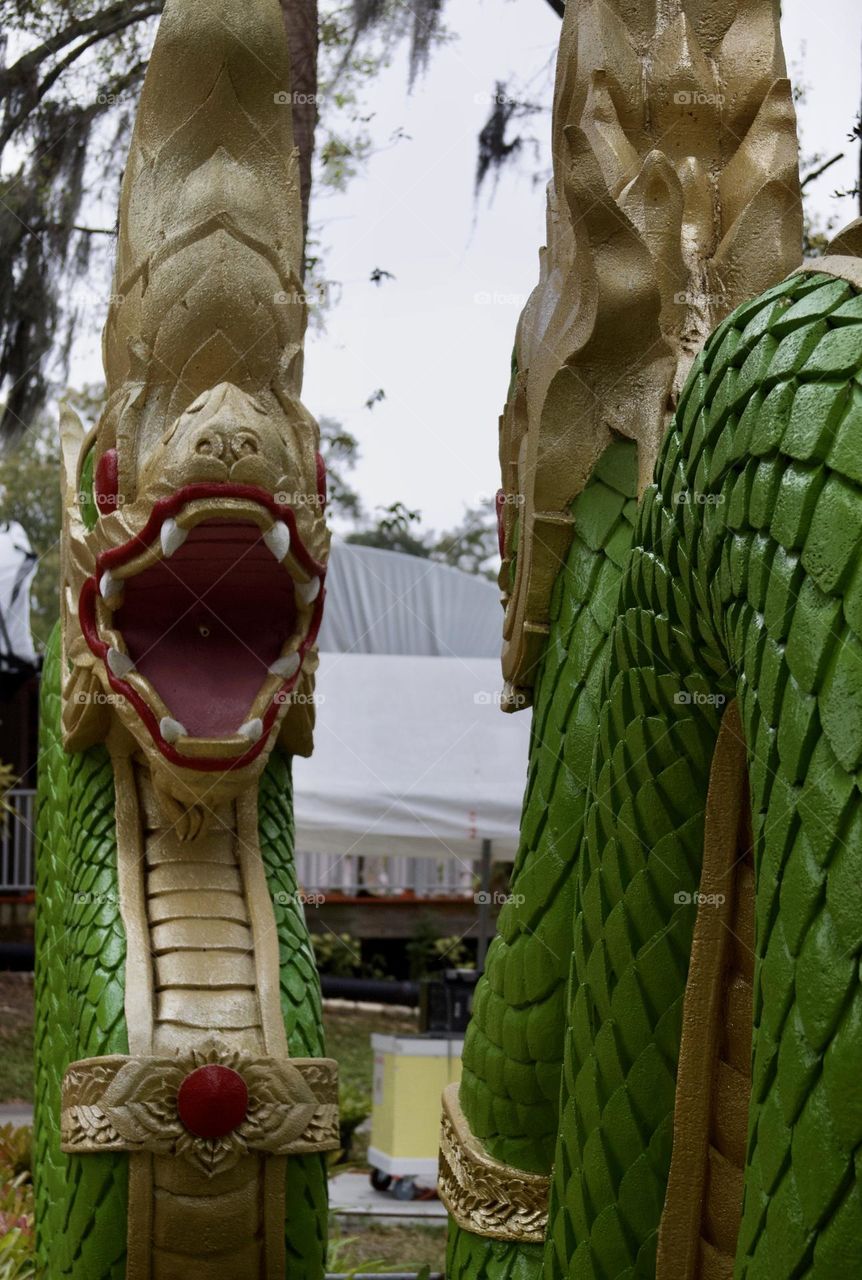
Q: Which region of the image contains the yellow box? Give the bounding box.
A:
[368,1033,463,1177]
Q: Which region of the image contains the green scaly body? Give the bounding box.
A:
[34,626,328,1276]
[451,440,640,1279]
[452,269,862,1278]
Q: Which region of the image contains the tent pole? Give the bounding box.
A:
[477,838,492,971]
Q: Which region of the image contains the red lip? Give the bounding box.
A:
[79,483,325,771]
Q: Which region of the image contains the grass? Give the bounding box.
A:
[329,1222,446,1273]
[0,976,33,1107]
[0,978,417,1112]
[324,1004,416,1099]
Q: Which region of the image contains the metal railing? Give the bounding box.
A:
[295,851,478,898]
[1,788,36,892]
[0,796,479,899]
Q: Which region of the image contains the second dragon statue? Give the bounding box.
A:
[34,0,337,1275]
[443,0,862,1278]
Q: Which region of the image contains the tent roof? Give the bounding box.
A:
[317,539,502,657]
[293,543,529,860]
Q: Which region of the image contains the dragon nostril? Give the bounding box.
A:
[194,430,225,459]
[232,432,259,459]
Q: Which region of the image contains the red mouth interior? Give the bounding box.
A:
[116,521,297,737]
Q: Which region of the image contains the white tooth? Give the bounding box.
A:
[296,576,321,606]
[269,652,301,680]
[159,716,187,744]
[99,570,122,601]
[263,521,291,562]
[160,518,188,558]
[238,718,264,743]
[106,647,134,678]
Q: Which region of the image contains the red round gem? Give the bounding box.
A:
[176,1064,248,1139]
[94,448,119,515]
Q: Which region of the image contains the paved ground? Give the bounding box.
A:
[0,1102,31,1128]
[329,1170,445,1222]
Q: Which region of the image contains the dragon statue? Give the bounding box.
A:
[33,0,337,1274]
[442,0,862,1277]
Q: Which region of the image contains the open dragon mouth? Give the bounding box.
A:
[79,484,325,769]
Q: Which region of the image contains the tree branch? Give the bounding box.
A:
[801,152,844,188]
[0,0,161,93]
[0,15,157,153]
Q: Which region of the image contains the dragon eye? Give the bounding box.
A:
[94,449,119,515]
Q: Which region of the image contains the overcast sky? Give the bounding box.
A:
[72,0,862,534]
[302,0,862,533]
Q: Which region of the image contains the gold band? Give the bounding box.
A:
[62,1045,339,1177]
[438,1083,549,1243]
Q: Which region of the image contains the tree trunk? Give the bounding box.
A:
[280,0,318,270]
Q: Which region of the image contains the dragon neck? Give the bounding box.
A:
[113,752,290,1275]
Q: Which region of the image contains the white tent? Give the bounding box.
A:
[292,541,531,865]
[0,521,38,684]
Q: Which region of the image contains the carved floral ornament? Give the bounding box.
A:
[61,1039,339,1177]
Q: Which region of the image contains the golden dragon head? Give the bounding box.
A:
[497,0,803,706]
[60,0,328,807]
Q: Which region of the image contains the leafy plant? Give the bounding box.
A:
[312,930,364,978]
[338,1081,371,1158]
[0,1126,34,1279]
[406,918,473,979]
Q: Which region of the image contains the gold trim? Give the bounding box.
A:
[236,788,288,1057]
[127,1153,153,1280]
[113,749,154,1055]
[264,1156,288,1279]
[795,253,862,293]
[438,1083,549,1243]
[657,701,750,1277]
[61,1049,339,1174]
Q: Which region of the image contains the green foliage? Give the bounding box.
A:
[0,0,444,435]
[0,1126,34,1279]
[312,930,365,977]
[405,917,474,979]
[346,498,499,577]
[337,1081,372,1157]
